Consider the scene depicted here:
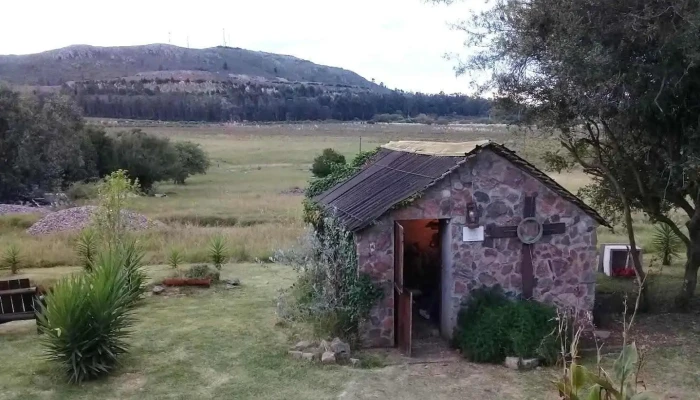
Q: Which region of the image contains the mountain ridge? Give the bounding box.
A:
[0,43,384,90]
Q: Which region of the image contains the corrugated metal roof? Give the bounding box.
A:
[314,141,609,231]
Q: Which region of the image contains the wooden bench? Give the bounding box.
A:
[0,278,39,325]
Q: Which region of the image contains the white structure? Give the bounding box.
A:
[598,244,643,277]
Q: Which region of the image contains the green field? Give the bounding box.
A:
[0,122,697,399]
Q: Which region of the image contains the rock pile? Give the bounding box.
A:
[0,205,51,216]
[288,337,359,366]
[27,206,164,235]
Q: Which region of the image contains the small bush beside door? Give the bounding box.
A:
[452,286,559,365]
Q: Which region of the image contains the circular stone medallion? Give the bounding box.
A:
[517,217,543,244]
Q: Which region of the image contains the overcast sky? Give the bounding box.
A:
[0,0,485,94]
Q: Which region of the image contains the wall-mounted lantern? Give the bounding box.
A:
[466,201,479,228]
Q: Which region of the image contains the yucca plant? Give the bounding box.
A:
[38,250,140,383]
[76,228,99,271]
[167,248,184,270]
[208,234,228,270]
[1,244,21,274]
[651,223,683,266]
[114,240,147,305]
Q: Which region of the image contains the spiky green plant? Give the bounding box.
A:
[76,228,99,271]
[651,223,683,266]
[1,244,21,275]
[208,234,227,270]
[167,248,184,270]
[38,248,142,383]
[114,240,147,305]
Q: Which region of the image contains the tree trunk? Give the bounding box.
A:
[677,216,700,308]
[621,204,649,312]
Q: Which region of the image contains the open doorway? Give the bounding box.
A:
[394,219,450,357]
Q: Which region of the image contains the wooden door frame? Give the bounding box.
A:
[393,221,412,356]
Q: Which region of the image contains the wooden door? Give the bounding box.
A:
[397,290,412,356]
[393,222,412,356]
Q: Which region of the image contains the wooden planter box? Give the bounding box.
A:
[162,278,211,287]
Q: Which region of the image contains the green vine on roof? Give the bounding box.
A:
[303,147,380,226]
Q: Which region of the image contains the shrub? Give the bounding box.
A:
[208,234,228,270]
[185,264,220,282]
[276,218,382,345]
[1,244,21,274]
[37,247,144,383]
[371,113,403,123]
[311,148,346,178]
[66,181,100,201]
[75,228,99,271]
[412,113,435,125]
[651,223,683,266]
[453,286,558,364]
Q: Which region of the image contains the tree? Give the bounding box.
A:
[223,62,229,70]
[311,148,346,178]
[172,141,211,184]
[110,129,179,191]
[441,0,700,305]
[0,87,95,201]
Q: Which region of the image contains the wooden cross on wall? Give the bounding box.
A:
[485,194,566,299]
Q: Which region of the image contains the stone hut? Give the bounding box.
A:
[314,140,608,354]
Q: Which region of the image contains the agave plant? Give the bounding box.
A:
[38,248,142,383]
[75,228,99,271]
[208,234,228,270]
[1,244,21,275]
[167,248,184,270]
[651,223,683,266]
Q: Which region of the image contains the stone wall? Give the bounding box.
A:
[355,150,598,347]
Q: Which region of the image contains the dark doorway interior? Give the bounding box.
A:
[400,219,444,356]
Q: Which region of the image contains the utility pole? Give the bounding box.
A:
[186,35,190,48]
[168,31,172,44]
[222,28,227,47]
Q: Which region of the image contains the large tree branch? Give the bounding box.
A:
[655,213,691,247]
[673,195,695,218]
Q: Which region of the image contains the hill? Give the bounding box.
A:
[0,44,383,90]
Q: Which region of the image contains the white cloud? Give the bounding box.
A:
[0,0,485,93]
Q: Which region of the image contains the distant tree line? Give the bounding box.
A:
[62,79,492,122]
[0,88,210,202]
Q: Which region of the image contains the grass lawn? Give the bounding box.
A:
[0,264,356,400]
[2,264,698,400]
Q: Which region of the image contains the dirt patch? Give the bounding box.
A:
[280,186,305,196]
[339,361,553,400]
[113,372,147,395]
[583,312,700,351]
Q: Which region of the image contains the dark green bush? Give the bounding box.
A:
[453,286,558,364]
[311,148,346,178]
